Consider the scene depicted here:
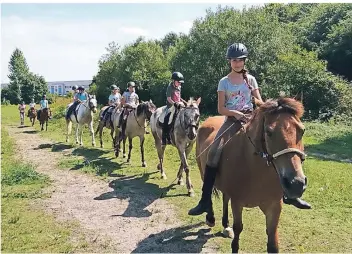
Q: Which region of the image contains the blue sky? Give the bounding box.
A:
[1,3,259,83]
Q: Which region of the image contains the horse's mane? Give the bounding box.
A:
[257,97,304,119]
[136,102,148,117]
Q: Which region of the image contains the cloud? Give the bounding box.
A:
[1,15,159,83]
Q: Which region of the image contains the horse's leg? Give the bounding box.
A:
[75,124,79,144]
[155,138,167,179]
[114,128,120,157]
[89,121,96,147]
[98,123,104,148]
[79,124,84,146]
[140,136,146,167]
[110,127,115,148]
[222,193,234,238]
[177,162,184,185]
[230,201,244,253]
[123,137,127,158]
[127,137,132,163]
[260,202,282,253]
[46,119,48,131]
[177,146,194,197]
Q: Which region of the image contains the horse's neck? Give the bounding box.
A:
[133,109,146,124]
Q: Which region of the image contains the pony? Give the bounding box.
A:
[150,97,201,196]
[195,97,307,253]
[95,104,121,148]
[28,107,37,126]
[39,108,52,131]
[113,100,157,167]
[65,94,98,146]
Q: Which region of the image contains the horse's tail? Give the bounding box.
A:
[67,119,72,135]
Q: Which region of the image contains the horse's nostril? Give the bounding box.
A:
[283,177,291,190]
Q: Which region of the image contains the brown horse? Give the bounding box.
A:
[39,108,52,131]
[195,97,307,253]
[28,108,37,126]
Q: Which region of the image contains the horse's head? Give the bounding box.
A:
[137,100,157,120]
[181,97,201,140]
[248,97,307,199]
[88,94,98,113]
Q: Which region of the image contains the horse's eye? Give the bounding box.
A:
[265,126,274,137]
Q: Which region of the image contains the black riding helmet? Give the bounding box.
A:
[171,72,184,83]
[78,86,85,91]
[226,43,248,59]
[72,85,78,91]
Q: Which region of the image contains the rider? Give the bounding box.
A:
[102,85,121,125]
[118,81,139,130]
[162,71,187,145]
[66,86,87,120]
[18,101,26,125]
[72,85,78,98]
[27,98,36,117]
[37,95,49,120]
[188,43,311,217]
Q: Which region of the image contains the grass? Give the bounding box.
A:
[2,104,352,252]
[0,117,94,253]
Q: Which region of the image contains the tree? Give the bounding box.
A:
[7,48,30,104]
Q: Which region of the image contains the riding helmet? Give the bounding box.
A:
[127,81,136,87]
[226,43,248,59]
[171,72,184,83]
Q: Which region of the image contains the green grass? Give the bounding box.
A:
[2,104,352,252]
[0,121,91,253]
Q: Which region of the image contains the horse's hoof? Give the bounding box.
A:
[223,227,234,239]
[115,152,118,158]
[177,179,184,186]
[92,143,96,147]
[142,162,147,167]
[123,154,126,158]
[161,174,167,180]
[76,141,79,144]
[188,190,195,197]
[127,159,130,163]
[205,216,215,228]
[157,164,161,171]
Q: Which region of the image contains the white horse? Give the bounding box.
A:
[65,94,98,146]
[113,100,157,167]
[150,97,201,196]
[95,104,121,148]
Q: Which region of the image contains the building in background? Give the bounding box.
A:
[1,80,92,96]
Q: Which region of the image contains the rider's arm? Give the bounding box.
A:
[166,85,175,105]
[217,91,245,119]
[249,76,263,102]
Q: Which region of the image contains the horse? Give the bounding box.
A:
[150,97,201,197]
[28,108,37,126]
[113,100,156,167]
[195,97,307,253]
[39,108,52,131]
[95,104,121,148]
[65,94,98,146]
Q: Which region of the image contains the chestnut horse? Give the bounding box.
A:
[195,97,307,253]
[39,108,52,131]
[28,108,37,126]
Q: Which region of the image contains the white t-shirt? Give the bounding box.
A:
[109,93,121,105]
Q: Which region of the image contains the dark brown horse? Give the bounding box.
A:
[195,97,307,253]
[39,108,52,131]
[28,108,37,126]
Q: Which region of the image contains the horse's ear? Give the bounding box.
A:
[149,99,153,103]
[294,90,303,103]
[196,97,201,106]
[141,100,144,103]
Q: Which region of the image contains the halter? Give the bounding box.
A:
[245,121,306,167]
[178,105,200,138]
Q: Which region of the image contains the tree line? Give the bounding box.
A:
[3,3,352,122]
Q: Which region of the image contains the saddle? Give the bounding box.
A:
[158,106,179,128]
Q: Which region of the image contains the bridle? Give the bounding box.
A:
[244,120,306,168]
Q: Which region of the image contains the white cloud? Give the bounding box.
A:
[1,15,186,83]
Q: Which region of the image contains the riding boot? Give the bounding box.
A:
[162,113,171,145]
[283,196,312,209]
[117,110,124,129]
[37,110,41,120]
[188,164,218,216]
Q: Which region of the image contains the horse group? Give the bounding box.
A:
[27,107,52,131]
[63,94,308,253]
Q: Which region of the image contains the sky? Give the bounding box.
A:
[1,2,260,83]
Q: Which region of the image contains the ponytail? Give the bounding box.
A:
[241,68,253,90]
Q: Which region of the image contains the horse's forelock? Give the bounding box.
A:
[260,98,304,119]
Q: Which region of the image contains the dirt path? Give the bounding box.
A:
[7,125,217,253]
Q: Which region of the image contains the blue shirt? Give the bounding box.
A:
[40,99,48,109]
[74,92,88,101]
